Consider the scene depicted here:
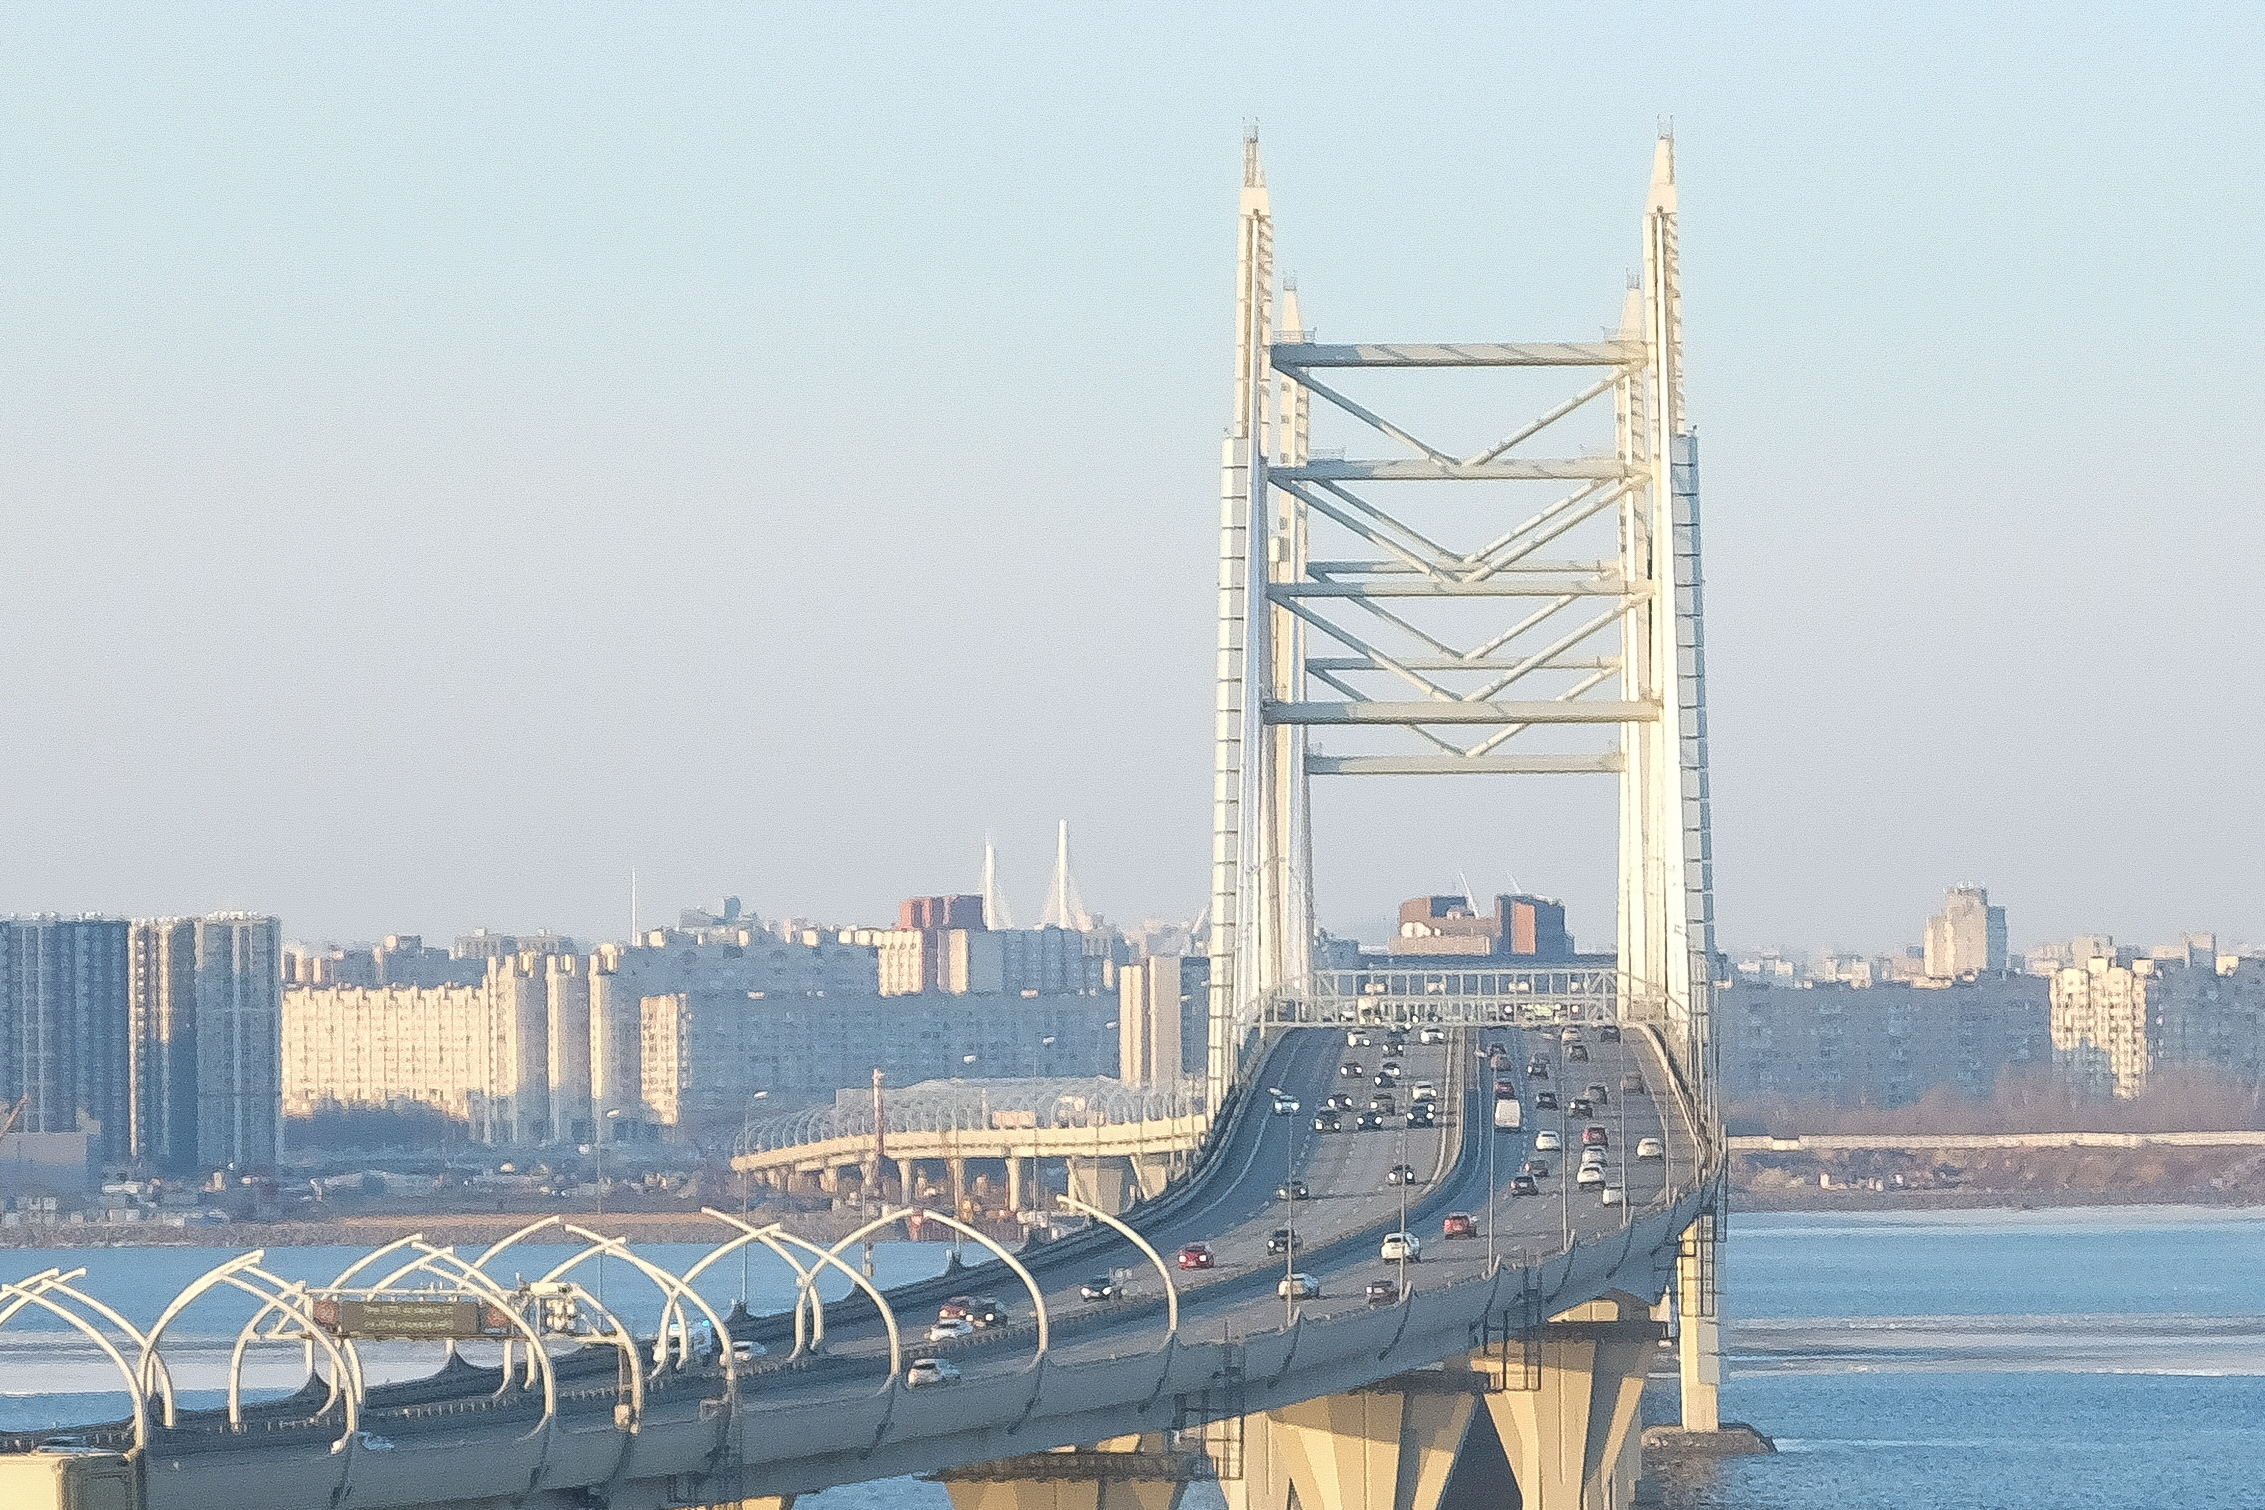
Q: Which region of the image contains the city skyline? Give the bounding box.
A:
[2,7,2259,961]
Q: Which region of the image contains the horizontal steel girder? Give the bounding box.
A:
[1307,753,1624,775]
[1275,458,1632,482]
[1306,657,1618,672]
[1271,578,1632,599]
[1265,699,1654,725]
[1270,341,1642,368]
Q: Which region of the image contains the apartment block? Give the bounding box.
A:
[0,917,132,1159]
[1923,885,2007,979]
[2048,949,2265,1097]
[1719,976,2050,1109]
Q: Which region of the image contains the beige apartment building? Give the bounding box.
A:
[2049,944,2265,1097]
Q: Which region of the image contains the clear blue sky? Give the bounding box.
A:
[2,3,2259,956]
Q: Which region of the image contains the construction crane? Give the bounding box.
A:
[0,1095,26,1140]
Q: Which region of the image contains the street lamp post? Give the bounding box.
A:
[597,1107,623,1305]
[741,1092,767,1304]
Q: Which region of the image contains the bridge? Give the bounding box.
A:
[1,135,1729,1510]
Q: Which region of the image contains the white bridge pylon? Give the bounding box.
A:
[1204,129,1726,1432]
[1206,132,1718,1113]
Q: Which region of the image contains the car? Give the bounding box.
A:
[1521,1158,1550,1179]
[1534,1130,1562,1151]
[1420,1026,1447,1044]
[1346,1029,1372,1047]
[1533,1090,1558,1110]
[1488,1049,1510,1071]
[1278,1178,1310,1200]
[1278,1273,1321,1300]
[1526,1063,1549,1081]
[1356,1111,1386,1130]
[1341,1062,1365,1079]
[1637,1137,1665,1160]
[1380,1059,1403,1077]
[1385,1032,1408,1051]
[1079,1274,1121,1302]
[966,1296,1006,1327]
[1510,1174,1539,1196]
[1406,1106,1437,1129]
[905,1357,962,1387]
[1442,1211,1477,1239]
[1365,1278,1401,1307]
[1272,1095,1300,1115]
[1266,1227,1302,1256]
[1560,1027,1583,1043]
[1327,1093,1356,1112]
[1373,1073,1397,1088]
[1566,1044,1590,1062]
[1600,1185,1625,1206]
[1580,1147,1607,1169]
[1386,1163,1420,1186]
[1576,1164,1605,1188]
[1410,1080,1437,1103]
[731,1339,764,1363]
[928,1317,975,1342]
[1599,1023,1622,1042]
[1313,1110,1342,1133]
[1176,1242,1215,1271]
[937,1296,974,1321]
[1369,1094,1398,1115]
[1586,1083,1610,1107]
[1492,1076,1519,1098]
[1380,1231,1422,1262]
[1620,1074,1647,1094]
[1568,1097,1595,1119]
[1583,1125,1609,1148]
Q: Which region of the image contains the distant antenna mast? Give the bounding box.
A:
[1040,820,1092,932]
[982,839,1017,930]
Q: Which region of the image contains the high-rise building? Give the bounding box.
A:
[2049,951,2265,1098]
[1118,957,1183,1087]
[1923,886,2007,980]
[1388,894,1573,962]
[0,917,132,1159]
[128,914,282,1171]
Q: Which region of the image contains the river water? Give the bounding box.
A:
[5,1206,2260,1507]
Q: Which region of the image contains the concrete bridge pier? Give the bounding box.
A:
[1675,1220,1720,1432]
[1225,1292,1661,1510]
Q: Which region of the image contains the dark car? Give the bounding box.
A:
[1583,1125,1609,1148]
[1620,1073,1647,1094]
[1526,1063,1549,1081]
[1356,1110,1387,1131]
[1327,1093,1356,1112]
[1567,1043,1590,1062]
[1510,1174,1540,1196]
[1374,1072,1397,1087]
[966,1296,1006,1327]
[1442,1211,1477,1239]
[1406,1105,1437,1129]
[1569,1097,1595,1118]
[1313,1110,1341,1133]
[1587,1083,1610,1107]
[1520,1158,1551,1179]
[1369,1094,1398,1115]
[1365,1278,1401,1306]
[1266,1227,1302,1256]
[1533,1090,1558,1110]
[1277,1178,1310,1201]
[1599,1023,1622,1043]
[1340,1061,1365,1079]
[1385,1034,1408,1054]
[1079,1274,1120,1302]
[1380,1059,1403,1077]
[1385,1163,1420,1186]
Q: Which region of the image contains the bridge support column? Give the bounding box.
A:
[1068,1159,1130,1215]
[939,1435,1189,1510]
[1128,1154,1175,1202]
[950,1156,969,1215]
[1226,1377,1476,1510]
[1007,1156,1027,1213]
[1480,1293,1662,1510]
[1675,1219,1720,1432]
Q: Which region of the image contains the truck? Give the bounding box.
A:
[1492,1095,1523,1132]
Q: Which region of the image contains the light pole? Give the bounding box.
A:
[597,1107,623,1306]
[1034,1035,1056,1079]
[1269,1087,1298,1326]
[740,1092,767,1304]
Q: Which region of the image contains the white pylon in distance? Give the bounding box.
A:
[981,839,1017,931]
[1038,820,1092,933]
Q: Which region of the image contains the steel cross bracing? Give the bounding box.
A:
[1206,135,1719,1132]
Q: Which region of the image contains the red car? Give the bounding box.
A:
[1176,1242,1215,1271]
[1583,1126,1609,1148]
[1441,1211,1477,1240]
